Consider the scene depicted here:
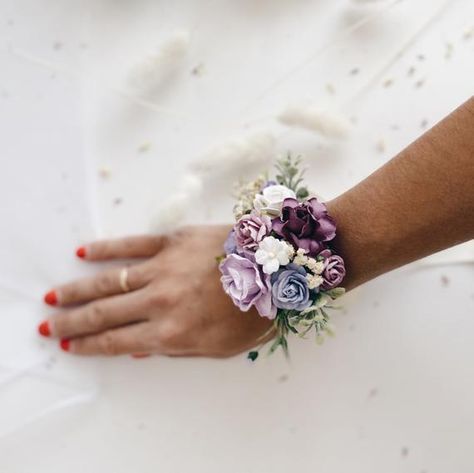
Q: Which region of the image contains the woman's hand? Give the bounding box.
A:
[39,226,273,358]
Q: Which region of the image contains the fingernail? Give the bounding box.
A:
[131,353,151,359]
[38,320,51,337]
[76,246,87,259]
[44,290,58,306]
[60,339,70,352]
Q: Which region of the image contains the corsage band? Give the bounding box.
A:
[218,156,346,360]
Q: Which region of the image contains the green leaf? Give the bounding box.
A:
[315,334,325,345]
[269,337,282,354]
[288,167,298,178]
[296,187,309,199]
[215,255,226,264]
[326,287,346,299]
[280,337,290,358]
[247,351,259,362]
[288,324,299,334]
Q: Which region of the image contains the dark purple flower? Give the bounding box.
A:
[272,198,336,256]
[320,253,346,290]
[271,264,311,311]
[224,229,237,255]
[235,212,271,252]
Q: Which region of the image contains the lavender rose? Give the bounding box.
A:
[319,252,346,290]
[219,254,276,319]
[272,197,336,256]
[234,212,272,252]
[271,264,311,311]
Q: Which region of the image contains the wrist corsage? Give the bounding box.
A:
[218,155,346,360]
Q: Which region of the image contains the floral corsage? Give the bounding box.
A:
[218,156,346,360]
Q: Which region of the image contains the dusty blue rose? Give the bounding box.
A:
[271,264,311,311]
[272,197,336,256]
[219,254,276,319]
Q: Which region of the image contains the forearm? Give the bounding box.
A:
[327,97,474,290]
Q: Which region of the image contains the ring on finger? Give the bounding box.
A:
[119,267,131,293]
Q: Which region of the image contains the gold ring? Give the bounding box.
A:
[119,267,131,293]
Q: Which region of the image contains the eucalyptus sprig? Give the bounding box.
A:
[247,288,345,361]
[275,154,309,199]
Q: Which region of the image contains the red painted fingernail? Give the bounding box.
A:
[76,246,86,259]
[38,320,51,337]
[132,353,151,359]
[44,290,58,306]
[60,339,70,352]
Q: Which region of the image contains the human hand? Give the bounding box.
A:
[39,226,273,358]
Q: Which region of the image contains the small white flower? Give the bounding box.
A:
[253,185,296,216]
[293,250,325,274]
[307,258,325,275]
[255,236,293,274]
[294,253,309,266]
[286,244,295,260]
[233,202,245,219]
[306,274,324,289]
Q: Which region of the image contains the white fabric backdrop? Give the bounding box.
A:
[0,1,473,472]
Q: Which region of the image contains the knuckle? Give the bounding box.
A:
[98,332,118,356]
[96,272,115,294]
[126,267,144,290]
[174,226,192,241]
[157,321,183,348]
[85,303,105,331]
[148,290,175,308]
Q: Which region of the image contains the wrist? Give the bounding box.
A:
[326,194,386,291]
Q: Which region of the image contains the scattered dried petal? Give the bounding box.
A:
[191,63,205,76]
[138,142,151,153]
[98,166,111,179]
[441,274,450,286]
[375,139,386,153]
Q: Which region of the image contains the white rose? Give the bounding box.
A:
[253,185,296,216]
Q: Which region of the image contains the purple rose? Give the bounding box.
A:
[272,198,336,256]
[318,249,332,260]
[271,264,311,311]
[224,229,237,255]
[219,254,276,319]
[319,252,346,290]
[235,212,271,252]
